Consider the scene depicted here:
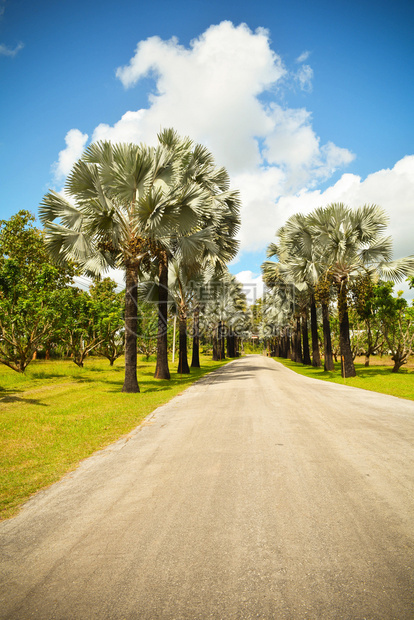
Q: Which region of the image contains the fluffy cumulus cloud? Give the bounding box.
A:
[233,270,265,304]
[98,22,285,172]
[55,21,413,272]
[274,156,414,260]
[52,129,89,182]
[233,167,285,252]
[103,21,350,185]
[235,157,414,303]
[87,22,354,252]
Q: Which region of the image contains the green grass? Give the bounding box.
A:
[0,355,230,520]
[273,356,414,401]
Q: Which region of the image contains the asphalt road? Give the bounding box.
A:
[1,355,414,619]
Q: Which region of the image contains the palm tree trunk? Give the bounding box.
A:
[310,295,321,367]
[322,301,335,371]
[274,338,280,357]
[219,321,226,360]
[191,305,200,368]
[294,317,303,363]
[227,329,236,357]
[177,313,190,374]
[338,284,356,378]
[286,329,292,359]
[283,329,290,359]
[212,325,220,361]
[301,309,312,365]
[154,254,170,380]
[122,261,140,393]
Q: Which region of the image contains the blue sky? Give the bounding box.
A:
[1,0,413,297]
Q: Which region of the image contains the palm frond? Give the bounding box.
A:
[175,228,218,266]
[358,235,393,264]
[39,191,83,230]
[43,222,94,264]
[266,242,279,259]
[82,141,114,166]
[377,256,414,282]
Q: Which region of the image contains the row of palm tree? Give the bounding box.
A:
[39,129,241,392]
[262,203,414,377]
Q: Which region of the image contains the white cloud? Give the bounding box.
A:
[0,41,24,57]
[274,156,414,260]
[98,21,351,180]
[234,270,265,304]
[295,64,313,92]
[263,106,355,191]
[53,129,89,182]
[265,106,319,169]
[93,110,148,145]
[55,22,363,259]
[296,50,311,63]
[231,155,414,279]
[109,22,286,172]
[234,167,286,251]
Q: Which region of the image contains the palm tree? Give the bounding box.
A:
[40,131,219,392]
[152,130,241,379]
[200,271,247,360]
[262,235,309,365]
[260,284,295,358]
[309,203,414,377]
[273,214,321,367]
[166,259,211,374]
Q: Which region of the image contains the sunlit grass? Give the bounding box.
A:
[0,354,230,520]
[273,356,414,401]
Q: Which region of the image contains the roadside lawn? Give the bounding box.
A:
[0,355,230,520]
[273,355,414,401]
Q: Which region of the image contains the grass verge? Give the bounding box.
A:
[273,356,414,401]
[0,355,230,521]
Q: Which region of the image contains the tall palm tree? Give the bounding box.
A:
[199,270,246,361]
[152,130,241,379]
[262,234,310,365]
[273,213,321,367]
[40,131,218,392]
[260,284,295,358]
[165,258,213,374]
[309,203,414,377]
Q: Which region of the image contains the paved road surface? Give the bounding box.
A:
[1,355,414,619]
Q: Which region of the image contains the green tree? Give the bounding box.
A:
[0,211,74,372]
[57,287,105,367]
[350,275,384,366]
[90,278,125,365]
[137,302,158,361]
[262,216,325,368]
[373,283,414,372]
[153,131,241,376]
[200,272,247,361]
